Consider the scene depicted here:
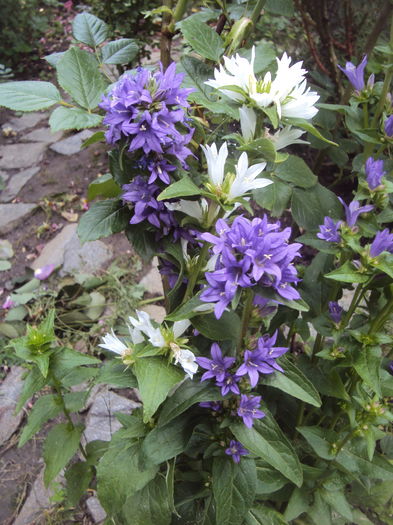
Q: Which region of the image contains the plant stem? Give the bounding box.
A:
[183,242,209,302]
[50,372,87,459]
[237,288,254,352]
[369,285,393,334]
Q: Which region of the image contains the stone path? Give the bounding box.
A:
[0,109,165,523]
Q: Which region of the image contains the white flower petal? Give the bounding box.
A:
[99,329,127,355]
[173,319,191,338]
[239,105,256,141]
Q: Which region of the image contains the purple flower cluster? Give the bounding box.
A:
[225,440,249,463]
[196,337,287,429]
[365,157,385,190]
[200,216,302,319]
[100,64,194,184]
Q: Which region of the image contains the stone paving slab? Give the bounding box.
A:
[13,469,55,525]
[0,142,46,169]
[83,389,140,443]
[60,231,113,276]
[2,112,47,133]
[50,129,94,156]
[0,202,37,235]
[0,169,10,183]
[139,256,164,296]
[22,126,64,144]
[31,223,77,270]
[0,166,40,203]
[86,496,107,523]
[0,366,25,445]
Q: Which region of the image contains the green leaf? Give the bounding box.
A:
[97,359,138,388]
[239,138,276,162]
[72,12,108,47]
[102,39,139,64]
[246,504,288,525]
[325,261,370,283]
[231,413,302,486]
[265,357,321,407]
[125,223,157,263]
[213,457,257,525]
[181,17,224,61]
[322,489,353,521]
[57,47,107,110]
[157,177,201,201]
[253,180,292,217]
[141,415,194,466]
[256,463,288,495]
[274,155,317,188]
[97,438,158,518]
[16,366,47,413]
[0,81,61,111]
[308,490,332,525]
[297,426,336,460]
[287,118,338,146]
[284,487,310,521]
[291,184,343,230]
[0,260,11,270]
[65,461,93,507]
[180,55,212,96]
[19,394,62,447]
[122,476,172,525]
[51,347,100,380]
[265,0,294,15]
[353,346,382,396]
[82,130,105,148]
[78,199,130,242]
[165,293,212,321]
[49,106,102,132]
[158,381,221,426]
[337,449,393,480]
[43,423,83,486]
[44,52,65,67]
[192,311,241,341]
[64,391,89,413]
[134,357,184,423]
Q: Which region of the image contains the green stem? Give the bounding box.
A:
[237,288,254,352]
[172,0,189,24]
[250,0,266,26]
[50,372,87,459]
[363,102,369,128]
[138,295,165,306]
[183,243,209,302]
[341,283,365,328]
[369,287,393,334]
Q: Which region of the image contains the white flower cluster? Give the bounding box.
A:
[206,47,319,122]
[99,311,198,379]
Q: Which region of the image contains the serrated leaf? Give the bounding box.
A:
[19,394,62,447]
[122,476,172,525]
[239,138,276,162]
[43,423,83,486]
[57,47,107,110]
[158,381,221,426]
[253,180,292,217]
[297,426,336,460]
[157,177,201,201]
[353,346,382,396]
[44,52,65,67]
[213,457,257,525]
[291,184,343,230]
[274,155,317,188]
[134,357,184,422]
[87,173,121,201]
[265,357,321,407]
[72,12,108,47]
[141,415,194,466]
[49,106,102,132]
[97,438,158,519]
[102,39,138,64]
[246,504,288,524]
[16,366,47,413]
[78,199,131,242]
[231,412,302,486]
[65,461,93,507]
[97,360,138,388]
[181,17,224,61]
[192,311,241,341]
[0,81,61,111]
[325,261,370,283]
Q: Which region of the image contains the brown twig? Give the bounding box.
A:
[160,0,174,70]
[216,13,227,35]
[362,0,393,58]
[294,0,330,75]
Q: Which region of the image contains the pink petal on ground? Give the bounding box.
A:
[34,264,55,280]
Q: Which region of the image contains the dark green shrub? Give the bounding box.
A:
[0,0,57,75]
[85,0,161,61]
